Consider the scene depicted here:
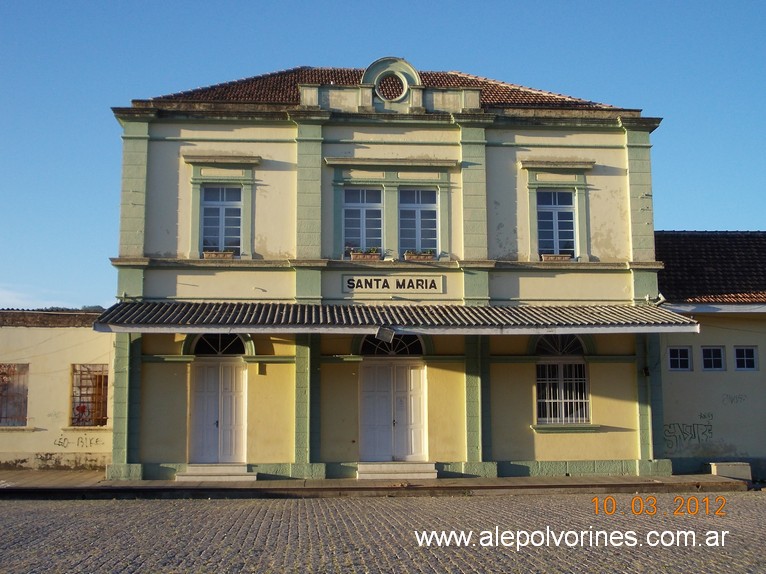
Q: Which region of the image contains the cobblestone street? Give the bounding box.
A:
[0,491,762,573]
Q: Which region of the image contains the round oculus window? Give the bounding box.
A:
[375,72,407,101]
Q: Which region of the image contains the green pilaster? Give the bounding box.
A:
[625,127,657,262]
[309,336,322,463]
[646,333,666,459]
[294,334,310,464]
[291,333,325,478]
[479,335,492,461]
[295,268,322,304]
[457,121,489,260]
[465,335,482,462]
[119,121,149,258]
[295,120,325,259]
[635,334,652,460]
[106,332,143,480]
[463,268,490,306]
[116,267,144,300]
[631,268,659,303]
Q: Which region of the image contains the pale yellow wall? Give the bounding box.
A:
[144,269,296,300]
[139,363,188,463]
[485,129,632,262]
[145,123,297,259]
[319,363,359,462]
[490,270,633,305]
[0,326,113,469]
[661,314,766,460]
[490,362,639,461]
[320,335,354,355]
[246,362,295,463]
[142,334,185,355]
[426,362,466,461]
[490,336,530,356]
[430,335,464,355]
[593,333,635,355]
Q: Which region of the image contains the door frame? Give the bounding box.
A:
[358,358,428,462]
[188,358,247,464]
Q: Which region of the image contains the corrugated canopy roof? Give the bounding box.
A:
[94,302,697,335]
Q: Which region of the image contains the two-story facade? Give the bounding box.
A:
[95,57,697,480]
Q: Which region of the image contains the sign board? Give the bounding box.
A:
[342,275,445,294]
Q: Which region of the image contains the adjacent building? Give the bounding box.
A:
[0,310,113,469]
[90,57,701,481]
[656,231,766,480]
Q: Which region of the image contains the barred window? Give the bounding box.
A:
[71,364,109,426]
[0,364,29,427]
[535,335,589,424]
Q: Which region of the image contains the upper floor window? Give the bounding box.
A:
[0,363,28,427]
[201,186,242,256]
[535,335,589,424]
[71,364,109,427]
[343,189,382,253]
[734,346,758,371]
[399,189,438,256]
[537,190,575,258]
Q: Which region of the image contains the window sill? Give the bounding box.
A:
[60,426,112,431]
[0,426,37,432]
[530,424,600,434]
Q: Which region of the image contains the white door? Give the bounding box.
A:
[191,362,246,463]
[360,362,426,462]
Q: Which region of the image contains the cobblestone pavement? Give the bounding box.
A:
[0,491,762,573]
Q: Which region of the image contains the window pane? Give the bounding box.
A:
[420,190,437,204]
[344,189,360,204]
[400,189,417,204]
[224,188,241,202]
[537,191,553,205]
[557,192,573,206]
[365,189,381,204]
[203,187,221,202]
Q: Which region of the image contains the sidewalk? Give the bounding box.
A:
[0,469,751,499]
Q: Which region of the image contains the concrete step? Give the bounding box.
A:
[357,462,437,480]
[175,464,257,482]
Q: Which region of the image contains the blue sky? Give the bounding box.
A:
[1,0,764,309]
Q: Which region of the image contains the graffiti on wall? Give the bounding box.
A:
[53,434,104,449]
[663,422,713,453]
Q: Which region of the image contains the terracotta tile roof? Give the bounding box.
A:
[0,310,100,328]
[95,301,696,334]
[656,231,766,304]
[146,66,614,110]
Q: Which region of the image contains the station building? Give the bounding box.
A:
[40,57,708,480]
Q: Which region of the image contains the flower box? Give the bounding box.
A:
[203,251,235,260]
[541,254,572,262]
[350,252,381,261]
[403,252,435,262]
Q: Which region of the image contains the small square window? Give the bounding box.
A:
[668,347,691,371]
[702,347,725,371]
[734,347,758,371]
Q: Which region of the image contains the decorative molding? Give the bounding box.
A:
[324,157,459,168]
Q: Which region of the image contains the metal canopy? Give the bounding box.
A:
[94,301,698,336]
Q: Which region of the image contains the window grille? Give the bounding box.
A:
[193,334,245,355]
[535,335,589,424]
[360,334,423,356]
[0,364,29,426]
[71,364,108,426]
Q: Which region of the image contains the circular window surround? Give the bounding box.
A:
[374,71,409,102]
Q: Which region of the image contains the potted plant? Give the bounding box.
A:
[540,253,572,262]
[203,250,235,259]
[403,249,435,261]
[349,246,381,261]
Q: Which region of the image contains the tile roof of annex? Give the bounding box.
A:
[656,231,766,304]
